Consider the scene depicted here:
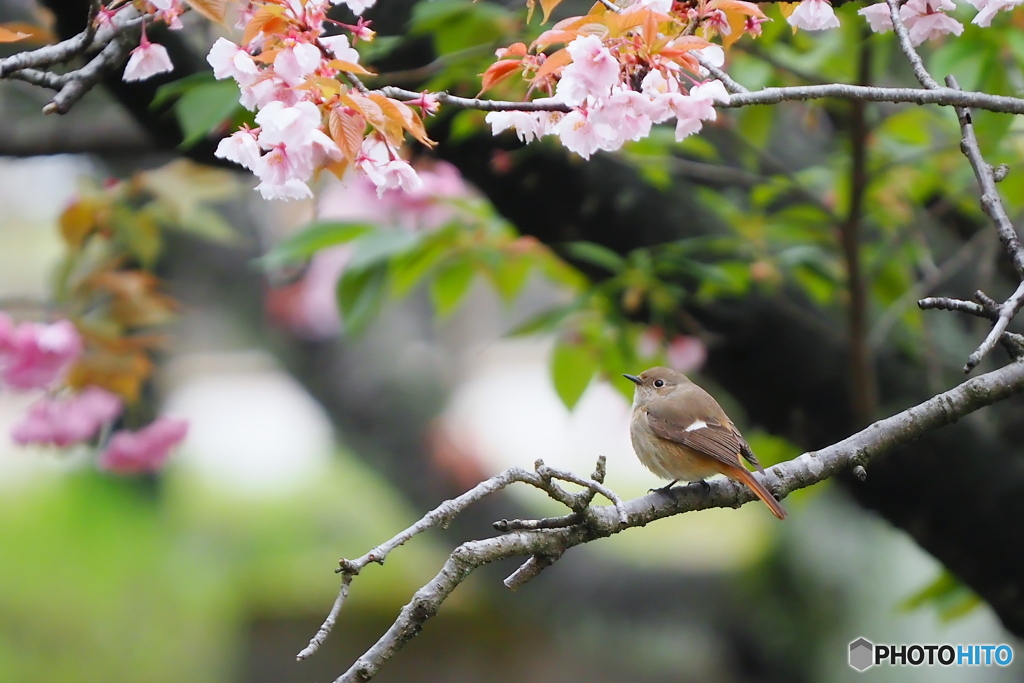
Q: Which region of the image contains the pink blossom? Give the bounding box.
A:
[255,100,325,149]
[591,87,655,145]
[624,0,673,11]
[273,41,323,87]
[123,32,174,82]
[692,45,725,77]
[354,138,423,195]
[331,0,377,14]
[901,0,963,44]
[378,160,423,195]
[239,77,303,111]
[703,9,733,35]
[858,3,894,32]
[968,0,1023,25]
[485,106,562,143]
[12,387,123,447]
[0,317,82,390]
[215,128,262,171]
[254,148,315,200]
[556,35,622,107]
[99,417,189,474]
[321,34,360,63]
[666,335,707,372]
[787,0,841,30]
[555,109,604,159]
[207,38,260,86]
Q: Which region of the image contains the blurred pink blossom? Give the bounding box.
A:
[267,162,472,338]
[0,315,83,390]
[12,387,123,447]
[98,417,189,474]
[666,335,707,373]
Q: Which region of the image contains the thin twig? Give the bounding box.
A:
[692,52,748,94]
[946,76,1024,280]
[886,0,941,90]
[939,75,1024,372]
[296,575,352,661]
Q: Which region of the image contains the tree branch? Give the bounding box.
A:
[304,359,1024,682]
[0,7,145,114]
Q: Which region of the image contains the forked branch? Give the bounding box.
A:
[303,360,1024,683]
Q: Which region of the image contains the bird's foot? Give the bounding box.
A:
[648,480,679,495]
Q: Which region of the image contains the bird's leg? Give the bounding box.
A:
[698,479,711,494]
[649,480,679,494]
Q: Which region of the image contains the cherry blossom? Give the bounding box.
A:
[122,30,174,82]
[99,417,189,473]
[901,0,963,45]
[12,387,123,447]
[787,0,841,31]
[215,127,262,171]
[556,35,622,107]
[858,3,895,32]
[273,41,323,87]
[0,316,82,390]
[968,0,1024,26]
[206,38,259,86]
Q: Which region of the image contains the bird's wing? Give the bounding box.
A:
[644,409,746,471]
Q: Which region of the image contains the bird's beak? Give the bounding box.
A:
[623,374,641,386]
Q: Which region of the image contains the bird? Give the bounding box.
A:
[624,367,787,520]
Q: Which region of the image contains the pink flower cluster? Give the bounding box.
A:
[790,0,1018,37]
[486,35,730,160]
[0,313,186,473]
[207,0,426,200]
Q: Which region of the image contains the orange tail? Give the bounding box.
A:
[729,467,787,520]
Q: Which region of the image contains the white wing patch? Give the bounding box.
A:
[684,419,708,432]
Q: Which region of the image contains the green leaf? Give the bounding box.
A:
[337,262,389,336]
[347,230,424,272]
[563,241,626,273]
[172,80,244,148]
[901,571,981,622]
[430,258,476,318]
[506,302,580,337]
[390,236,451,297]
[411,0,514,55]
[260,222,375,270]
[550,337,598,409]
[110,205,162,267]
[152,72,217,108]
[487,255,532,303]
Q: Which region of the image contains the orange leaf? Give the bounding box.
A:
[66,350,153,402]
[532,28,579,50]
[184,0,228,25]
[480,59,524,94]
[329,107,366,162]
[390,99,435,148]
[324,159,351,181]
[498,42,529,58]
[342,92,387,132]
[59,199,99,249]
[243,5,288,46]
[325,59,374,75]
[86,271,180,328]
[532,47,572,82]
[367,93,408,146]
[540,0,566,23]
[0,24,31,43]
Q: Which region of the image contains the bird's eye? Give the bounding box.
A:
[653,379,665,388]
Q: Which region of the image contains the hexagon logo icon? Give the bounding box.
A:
[849,637,874,672]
